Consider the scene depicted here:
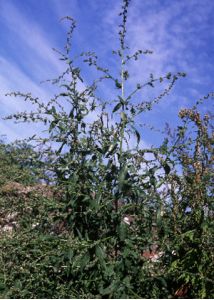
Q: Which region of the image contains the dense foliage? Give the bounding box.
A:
[0,0,213,298]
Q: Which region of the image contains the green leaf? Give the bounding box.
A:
[0,281,5,291]
[157,209,162,226]
[181,230,196,241]
[80,252,90,271]
[163,162,171,175]
[130,106,136,115]
[115,80,122,89]
[66,248,74,262]
[117,223,127,241]
[106,143,118,157]
[95,245,106,269]
[49,120,58,131]
[132,126,140,144]
[100,280,118,296]
[166,72,171,79]
[60,93,69,97]
[51,106,56,114]
[118,95,125,102]
[113,102,122,113]
[118,165,128,189]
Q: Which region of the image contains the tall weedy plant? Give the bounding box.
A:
[3,0,213,298]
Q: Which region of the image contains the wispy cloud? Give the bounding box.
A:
[128,0,213,77]
[0,1,63,77]
[0,55,54,141]
[102,0,213,93]
[0,1,65,141]
[0,0,213,146]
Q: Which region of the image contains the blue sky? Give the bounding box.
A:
[0,0,213,147]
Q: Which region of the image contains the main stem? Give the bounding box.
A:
[119,50,125,162]
[115,41,126,259]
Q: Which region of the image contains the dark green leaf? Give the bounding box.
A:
[113,102,122,113]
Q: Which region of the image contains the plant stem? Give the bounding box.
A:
[119,42,125,165]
